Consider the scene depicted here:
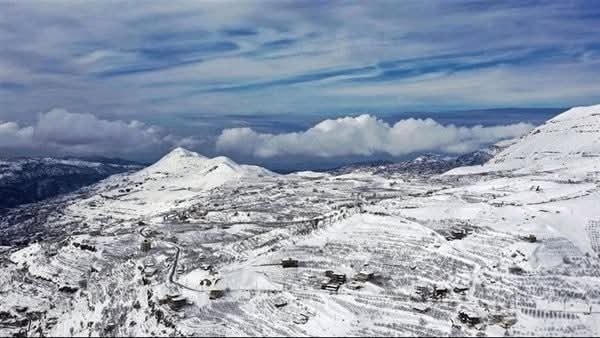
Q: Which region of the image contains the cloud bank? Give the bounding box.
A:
[216,115,533,158]
[0,108,200,159]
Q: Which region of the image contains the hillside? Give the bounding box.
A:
[0,157,142,210]
[1,105,600,337]
[446,104,600,179]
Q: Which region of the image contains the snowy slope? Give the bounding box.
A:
[0,157,141,209]
[446,104,600,178]
[2,106,600,337]
[65,147,277,221]
[134,147,273,191]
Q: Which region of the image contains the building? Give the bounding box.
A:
[281,258,299,268]
[169,295,188,310]
[453,285,469,293]
[274,298,288,308]
[347,281,363,290]
[293,313,309,325]
[329,273,346,284]
[447,228,468,240]
[508,265,525,275]
[320,280,341,292]
[209,289,225,300]
[143,267,157,278]
[141,239,151,252]
[433,286,449,299]
[413,304,430,313]
[354,270,374,282]
[415,285,429,295]
[458,310,481,325]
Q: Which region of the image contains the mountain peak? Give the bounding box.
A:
[163,147,206,160]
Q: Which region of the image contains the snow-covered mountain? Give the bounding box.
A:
[63,147,277,222]
[1,105,600,337]
[330,142,506,177]
[135,146,274,191]
[446,104,600,179]
[0,157,142,210]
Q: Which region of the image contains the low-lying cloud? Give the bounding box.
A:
[0,108,200,160]
[216,114,533,158]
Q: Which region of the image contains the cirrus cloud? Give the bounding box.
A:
[216,114,533,158]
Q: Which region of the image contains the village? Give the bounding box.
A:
[1,130,600,336]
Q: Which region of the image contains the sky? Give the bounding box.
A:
[1,0,599,169]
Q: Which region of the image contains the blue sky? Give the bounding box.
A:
[0,0,599,167]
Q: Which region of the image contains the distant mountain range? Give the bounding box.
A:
[328,140,515,177]
[0,143,515,210]
[0,157,143,210]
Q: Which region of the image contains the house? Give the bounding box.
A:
[209,289,225,300]
[415,285,429,295]
[330,273,346,284]
[320,281,341,292]
[320,270,347,292]
[413,304,430,313]
[433,286,449,299]
[293,313,309,325]
[458,310,481,325]
[141,239,151,252]
[508,265,525,275]
[274,298,288,308]
[281,258,299,268]
[169,295,188,310]
[347,281,363,290]
[58,285,79,293]
[143,267,157,278]
[447,228,467,240]
[453,285,469,293]
[354,270,374,282]
[78,279,88,289]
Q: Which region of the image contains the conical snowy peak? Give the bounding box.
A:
[143,147,210,174]
[155,147,207,164]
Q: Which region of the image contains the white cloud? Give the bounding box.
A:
[0,108,200,159]
[216,114,533,158]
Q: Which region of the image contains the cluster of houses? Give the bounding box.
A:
[412,284,470,303]
[320,270,347,292]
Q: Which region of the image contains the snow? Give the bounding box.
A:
[63,147,278,221]
[446,104,600,177]
[2,105,600,336]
